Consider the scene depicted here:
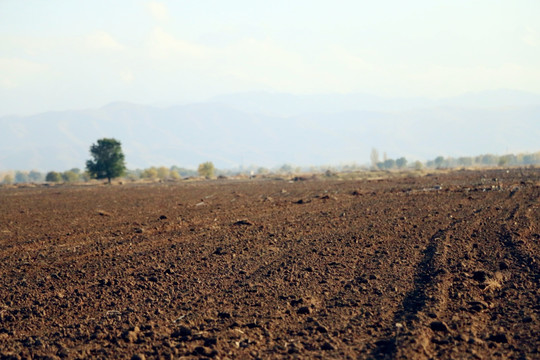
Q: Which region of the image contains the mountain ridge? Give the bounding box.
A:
[1,90,539,171]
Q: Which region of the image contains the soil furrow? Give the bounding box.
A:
[370,185,529,359]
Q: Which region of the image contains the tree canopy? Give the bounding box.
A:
[45,171,62,183]
[86,138,126,183]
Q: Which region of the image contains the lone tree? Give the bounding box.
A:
[86,138,126,184]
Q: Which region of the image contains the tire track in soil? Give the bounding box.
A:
[437,185,540,360]
[483,187,540,358]
[500,195,539,275]
[370,190,513,359]
[370,226,451,359]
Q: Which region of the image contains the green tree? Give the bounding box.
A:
[45,171,62,182]
[434,156,445,168]
[15,171,29,183]
[383,159,396,169]
[28,170,44,182]
[86,138,126,184]
[198,161,215,178]
[396,157,407,169]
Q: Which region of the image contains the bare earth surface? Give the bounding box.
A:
[0,169,539,359]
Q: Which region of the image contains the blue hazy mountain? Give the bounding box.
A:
[1,90,539,171]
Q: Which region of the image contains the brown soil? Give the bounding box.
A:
[0,169,539,359]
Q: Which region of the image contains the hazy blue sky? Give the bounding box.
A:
[1,0,539,115]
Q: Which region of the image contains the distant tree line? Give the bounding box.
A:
[1,168,90,185]
[2,150,540,185]
[370,148,408,170]
[127,165,199,180]
[424,151,540,168]
[369,149,540,171]
[1,163,217,185]
[375,157,408,170]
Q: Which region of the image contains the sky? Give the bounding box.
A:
[1,0,540,116]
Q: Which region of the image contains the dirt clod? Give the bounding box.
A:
[297,306,311,315]
[429,321,449,332]
[472,271,489,282]
[218,312,232,319]
[321,342,335,351]
[171,326,192,338]
[233,219,253,226]
[488,333,509,343]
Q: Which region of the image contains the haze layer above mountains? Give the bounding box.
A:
[1,90,539,172]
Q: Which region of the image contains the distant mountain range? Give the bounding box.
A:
[210,89,540,116]
[1,90,539,171]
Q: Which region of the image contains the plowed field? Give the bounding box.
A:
[1,169,539,359]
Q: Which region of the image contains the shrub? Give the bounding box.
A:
[169,170,181,180]
[157,166,170,179]
[2,174,13,185]
[62,171,79,182]
[198,162,215,178]
[141,167,158,179]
